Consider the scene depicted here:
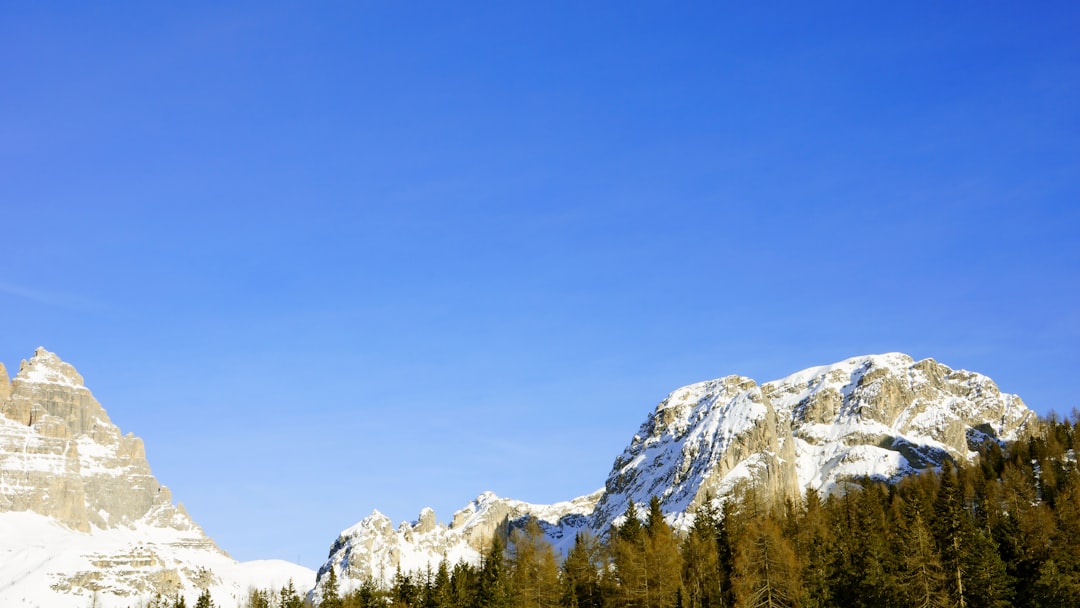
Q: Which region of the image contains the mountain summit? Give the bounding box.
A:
[316,353,1034,596]
[1,347,199,533]
[0,348,313,607]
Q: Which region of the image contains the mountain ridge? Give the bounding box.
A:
[0,347,1037,606]
[314,352,1034,598]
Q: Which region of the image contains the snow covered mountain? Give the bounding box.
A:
[0,347,1036,604]
[315,353,1035,596]
[318,492,600,592]
[591,352,1032,528]
[0,348,315,608]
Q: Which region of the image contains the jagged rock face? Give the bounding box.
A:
[598,353,1033,525]
[762,353,1033,492]
[316,353,1036,596]
[0,362,10,403]
[591,374,800,530]
[315,491,599,599]
[0,348,311,607]
[0,347,193,533]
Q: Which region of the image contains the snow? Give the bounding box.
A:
[13,349,88,391]
[0,511,315,608]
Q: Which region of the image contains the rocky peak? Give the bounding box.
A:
[0,347,319,606]
[0,347,210,537]
[588,353,1033,534]
[0,362,10,403]
[17,346,88,389]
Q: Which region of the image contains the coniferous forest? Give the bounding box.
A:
[229,413,1080,608]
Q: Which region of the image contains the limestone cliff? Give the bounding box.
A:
[0,347,315,607]
[594,353,1033,528]
[0,347,201,535]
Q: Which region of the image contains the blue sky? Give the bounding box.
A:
[2,3,1078,568]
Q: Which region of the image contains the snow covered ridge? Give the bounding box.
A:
[316,353,1034,597]
[0,348,315,608]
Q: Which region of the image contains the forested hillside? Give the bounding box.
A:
[238,413,1080,608]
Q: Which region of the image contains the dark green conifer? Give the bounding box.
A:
[320,567,343,608]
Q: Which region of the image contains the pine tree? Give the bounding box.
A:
[895,503,949,608]
[645,496,684,608]
[245,588,271,608]
[427,559,453,608]
[321,567,344,608]
[278,580,305,608]
[1032,471,1080,605]
[476,534,510,608]
[731,515,804,608]
[682,498,723,608]
[393,566,418,608]
[716,497,738,608]
[562,531,604,608]
[194,589,214,608]
[790,489,832,608]
[611,501,649,607]
[507,518,561,608]
[450,560,478,608]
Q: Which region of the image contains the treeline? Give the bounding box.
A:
[136,587,223,608]
[247,413,1080,608]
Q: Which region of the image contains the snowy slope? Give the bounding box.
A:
[0,511,314,608]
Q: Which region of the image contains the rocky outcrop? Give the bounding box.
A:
[0,362,10,403]
[591,374,801,530]
[316,490,600,598]
[762,353,1033,492]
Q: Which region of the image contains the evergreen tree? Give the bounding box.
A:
[731,515,804,608]
[476,534,510,608]
[279,580,305,608]
[194,589,214,608]
[682,498,723,608]
[644,496,684,608]
[611,501,649,607]
[244,588,271,608]
[926,460,1010,607]
[1031,471,1080,605]
[716,497,738,608]
[428,559,454,608]
[895,503,949,608]
[321,567,344,608]
[393,567,418,608]
[450,560,478,608]
[830,484,899,607]
[507,517,561,608]
[790,489,832,608]
[562,532,604,608]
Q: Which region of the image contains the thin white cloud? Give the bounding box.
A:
[0,281,103,311]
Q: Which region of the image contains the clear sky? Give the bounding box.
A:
[2,2,1078,569]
